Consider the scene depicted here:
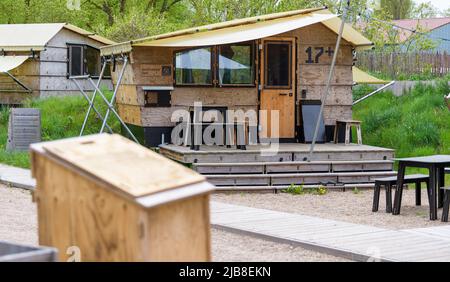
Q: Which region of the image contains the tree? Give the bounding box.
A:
[411,2,438,19]
[380,0,413,19]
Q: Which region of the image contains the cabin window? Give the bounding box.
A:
[68,44,84,77]
[218,44,254,86]
[68,44,110,78]
[175,47,213,85]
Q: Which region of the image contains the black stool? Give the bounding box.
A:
[373,174,430,213]
[441,187,450,222]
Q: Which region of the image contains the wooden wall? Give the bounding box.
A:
[113,46,259,127]
[0,53,40,104]
[113,22,354,132]
[40,28,112,98]
[281,23,354,125]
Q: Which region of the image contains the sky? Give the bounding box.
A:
[414,0,450,13]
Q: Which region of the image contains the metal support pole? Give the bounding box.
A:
[78,61,108,136]
[100,56,128,133]
[88,79,139,143]
[5,71,32,93]
[72,78,113,134]
[308,1,350,161]
[352,81,395,106]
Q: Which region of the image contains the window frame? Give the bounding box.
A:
[217,42,256,88]
[67,43,110,79]
[263,41,293,90]
[173,46,215,87]
[67,43,84,78]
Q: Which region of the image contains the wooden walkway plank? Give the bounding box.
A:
[211,201,450,262]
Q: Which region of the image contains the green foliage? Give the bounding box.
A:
[314,186,328,196]
[282,184,328,196]
[283,184,305,195]
[353,79,450,160]
[0,92,120,168]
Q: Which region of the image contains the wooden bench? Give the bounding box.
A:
[334,119,362,145]
[441,187,450,222]
[373,174,430,213]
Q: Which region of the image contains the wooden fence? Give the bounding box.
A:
[356,51,450,78]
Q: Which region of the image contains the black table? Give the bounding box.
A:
[393,155,450,220]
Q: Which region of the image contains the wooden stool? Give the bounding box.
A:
[441,187,450,222]
[334,120,362,145]
[373,174,430,213]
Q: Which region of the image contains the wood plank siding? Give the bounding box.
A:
[112,22,354,132]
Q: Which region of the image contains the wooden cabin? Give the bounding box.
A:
[0,23,115,105]
[100,7,397,190]
[101,7,374,147]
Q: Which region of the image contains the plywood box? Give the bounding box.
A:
[30,134,214,262]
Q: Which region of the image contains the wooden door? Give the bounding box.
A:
[260,38,296,140]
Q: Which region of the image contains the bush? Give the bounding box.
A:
[353,79,450,160]
[0,92,119,168]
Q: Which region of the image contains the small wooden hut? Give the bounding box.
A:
[31,134,213,262]
[0,23,115,105]
[100,7,373,147]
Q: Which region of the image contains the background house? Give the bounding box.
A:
[0,23,115,105]
[393,17,450,52]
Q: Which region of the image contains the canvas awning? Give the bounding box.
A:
[0,23,115,52]
[101,7,373,56]
[0,56,29,73]
[352,66,387,84]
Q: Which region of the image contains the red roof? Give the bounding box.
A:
[392,17,450,41]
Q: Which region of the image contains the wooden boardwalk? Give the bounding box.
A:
[0,164,35,190]
[211,202,450,262]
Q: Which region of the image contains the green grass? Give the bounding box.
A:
[0,93,120,169]
[353,79,450,179]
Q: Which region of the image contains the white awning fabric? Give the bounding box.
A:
[101,7,373,56]
[0,56,29,73]
[134,13,337,48]
[352,66,387,84]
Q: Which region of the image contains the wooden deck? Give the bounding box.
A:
[160,143,396,190]
[211,202,450,262]
[160,143,395,163]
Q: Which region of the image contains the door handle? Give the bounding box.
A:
[279,93,288,96]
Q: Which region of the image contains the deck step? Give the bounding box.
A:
[214,183,376,192]
[194,160,394,174]
[160,144,395,164]
[207,171,397,186]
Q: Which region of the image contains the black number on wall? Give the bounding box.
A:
[305,47,333,64]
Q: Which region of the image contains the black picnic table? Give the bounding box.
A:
[393,155,450,220]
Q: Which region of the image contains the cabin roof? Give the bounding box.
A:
[392,17,450,42]
[0,23,116,52]
[101,7,373,56]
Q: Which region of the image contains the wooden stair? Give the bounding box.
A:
[160,143,396,192]
[193,160,396,191]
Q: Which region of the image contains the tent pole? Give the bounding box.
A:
[352,81,395,106]
[79,61,108,136]
[308,0,350,161]
[100,56,128,133]
[5,71,32,93]
[72,78,113,134]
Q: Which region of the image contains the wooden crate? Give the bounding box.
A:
[30,134,214,262]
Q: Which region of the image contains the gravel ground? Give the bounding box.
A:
[213,188,450,230]
[0,184,348,262]
[0,185,38,246]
